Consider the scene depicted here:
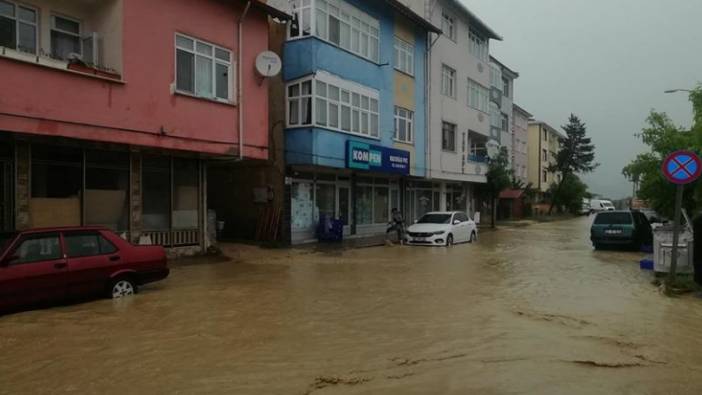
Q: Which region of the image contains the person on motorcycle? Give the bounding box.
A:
[386,208,405,245]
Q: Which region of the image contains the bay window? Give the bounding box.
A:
[287,73,379,138]
[175,33,232,102]
[469,29,488,62]
[0,1,37,54]
[468,78,489,113]
[290,0,380,63]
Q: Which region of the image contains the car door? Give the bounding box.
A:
[64,231,121,298]
[0,232,68,310]
[454,213,469,242]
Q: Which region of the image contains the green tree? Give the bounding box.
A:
[483,147,512,227]
[548,174,589,214]
[548,114,598,214]
[622,88,702,217]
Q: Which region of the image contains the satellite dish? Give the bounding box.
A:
[486,139,500,159]
[255,51,282,78]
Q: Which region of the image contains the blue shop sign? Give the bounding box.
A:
[346,141,410,175]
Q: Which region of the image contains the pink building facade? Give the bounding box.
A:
[0,0,286,253]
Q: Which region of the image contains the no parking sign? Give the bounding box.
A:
[662,150,702,185]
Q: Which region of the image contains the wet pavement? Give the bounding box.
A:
[2,217,702,394]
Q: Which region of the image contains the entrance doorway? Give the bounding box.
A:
[0,159,12,231]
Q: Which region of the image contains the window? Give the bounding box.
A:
[502,77,510,97]
[355,178,393,225]
[11,234,61,264]
[501,113,509,133]
[543,129,548,141]
[542,170,548,183]
[64,233,108,258]
[442,122,456,151]
[542,149,548,161]
[441,12,455,41]
[394,107,414,143]
[489,65,501,89]
[51,15,81,60]
[175,34,232,102]
[394,37,414,76]
[287,74,379,138]
[85,150,129,232]
[469,29,488,61]
[291,0,380,63]
[0,1,37,54]
[441,64,456,98]
[468,79,489,113]
[143,156,171,231]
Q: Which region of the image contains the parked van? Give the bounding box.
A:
[590,210,653,250]
[590,199,615,213]
[579,198,591,215]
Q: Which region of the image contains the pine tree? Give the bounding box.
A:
[548,114,598,214]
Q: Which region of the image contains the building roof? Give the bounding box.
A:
[529,120,566,139]
[444,0,502,40]
[489,56,518,79]
[513,103,532,117]
[385,0,442,34]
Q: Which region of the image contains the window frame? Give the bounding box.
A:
[441,64,456,99]
[8,233,62,266]
[502,77,510,97]
[289,0,380,64]
[62,231,118,258]
[393,106,414,144]
[0,1,39,54]
[467,78,489,113]
[441,11,455,42]
[542,148,548,161]
[468,28,488,62]
[174,33,233,103]
[393,36,414,76]
[50,13,82,57]
[441,121,457,152]
[286,73,380,139]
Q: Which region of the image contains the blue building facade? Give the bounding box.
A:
[282,0,438,243]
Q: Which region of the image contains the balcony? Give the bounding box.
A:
[0,0,123,80]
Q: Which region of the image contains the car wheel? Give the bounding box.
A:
[593,243,603,251]
[110,277,137,299]
[469,232,477,243]
[446,234,454,247]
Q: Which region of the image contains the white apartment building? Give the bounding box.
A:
[401,0,502,217]
[512,104,532,185]
[489,56,518,165]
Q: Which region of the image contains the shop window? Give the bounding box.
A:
[374,186,389,223]
[30,145,82,228]
[173,159,199,229]
[142,156,171,231]
[356,184,373,225]
[85,150,129,232]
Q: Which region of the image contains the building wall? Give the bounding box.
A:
[527,123,542,190]
[512,107,530,185]
[0,0,270,159]
[426,0,492,184]
[527,122,562,193]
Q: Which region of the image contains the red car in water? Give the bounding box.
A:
[0,226,169,313]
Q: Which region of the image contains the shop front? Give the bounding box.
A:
[4,136,207,253]
[288,139,411,244]
[0,140,12,231]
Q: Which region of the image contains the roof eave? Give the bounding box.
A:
[250,0,293,20]
[384,0,442,34]
[448,0,502,40]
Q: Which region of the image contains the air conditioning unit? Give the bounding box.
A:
[81,32,100,66]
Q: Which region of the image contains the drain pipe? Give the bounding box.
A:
[238,1,252,160]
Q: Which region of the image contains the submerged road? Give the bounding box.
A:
[2,217,702,394]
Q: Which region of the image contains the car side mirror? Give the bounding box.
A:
[453,220,461,225]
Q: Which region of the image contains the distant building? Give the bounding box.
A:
[512,104,532,185]
[527,121,565,197]
[488,56,518,165]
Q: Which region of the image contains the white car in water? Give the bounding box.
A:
[405,211,477,246]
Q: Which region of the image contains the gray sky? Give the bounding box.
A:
[464,0,702,199]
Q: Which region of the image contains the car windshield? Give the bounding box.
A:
[594,213,633,225]
[417,214,452,224]
[0,232,17,254]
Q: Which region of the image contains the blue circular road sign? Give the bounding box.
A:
[662,150,702,185]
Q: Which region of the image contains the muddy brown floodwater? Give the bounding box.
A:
[2,217,702,394]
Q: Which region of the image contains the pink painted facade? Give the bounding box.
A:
[0,0,271,159]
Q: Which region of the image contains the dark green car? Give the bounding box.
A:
[591,210,653,250]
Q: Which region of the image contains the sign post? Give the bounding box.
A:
[661,151,702,290]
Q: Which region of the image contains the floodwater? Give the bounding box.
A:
[2,217,702,394]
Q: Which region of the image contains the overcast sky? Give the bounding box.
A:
[463,0,702,199]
